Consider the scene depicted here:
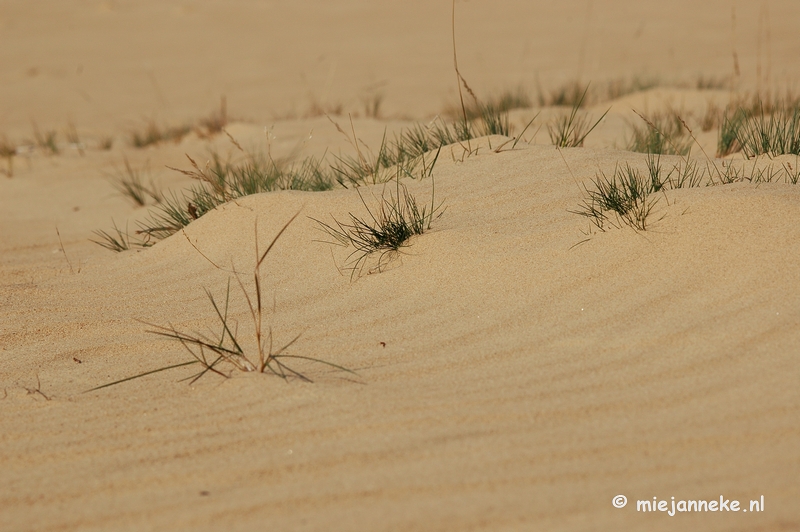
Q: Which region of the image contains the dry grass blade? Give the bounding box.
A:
[86,213,355,392]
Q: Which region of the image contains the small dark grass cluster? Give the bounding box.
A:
[196,96,228,138]
[131,120,192,149]
[109,157,162,207]
[445,87,531,121]
[730,103,800,157]
[32,122,59,155]
[313,175,444,276]
[0,136,15,177]
[330,116,454,188]
[538,77,660,107]
[718,94,800,156]
[64,122,85,156]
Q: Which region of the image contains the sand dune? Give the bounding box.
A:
[2,1,799,531]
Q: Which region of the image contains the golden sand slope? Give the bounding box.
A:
[2,138,799,530]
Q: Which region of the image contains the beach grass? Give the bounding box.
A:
[574,159,663,231]
[0,136,15,177]
[313,167,444,276]
[87,214,354,391]
[32,122,59,155]
[548,85,609,148]
[627,110,692,155]
[131,120,192,148]
[91,220,137,252]
[109,157,162,207]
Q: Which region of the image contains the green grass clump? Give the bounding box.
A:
[718,108,748,156]
[628,111,692,155]
[548,85,609,148]
[0,137,15,177]
[32,123,59,155]
[136,149,334,244]
[447,88,531,121]
[109,158,162,207]
[314,174,444,276]
[329,116,460,188]
[538,80,586,108]
[91,220,140,252]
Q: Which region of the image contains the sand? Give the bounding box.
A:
[2,1,799,531]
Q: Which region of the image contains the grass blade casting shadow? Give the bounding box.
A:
[86,213,355,393]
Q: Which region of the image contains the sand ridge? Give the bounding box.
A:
[2,1,800,531]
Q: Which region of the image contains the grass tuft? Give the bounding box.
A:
[133,142,335,244]
[313,173,444,276]
[91,220,139,252]
[32,122,59,155]
[109,157,162,207]
[575,159,662,231]
[628,110,692,155]
[0,136,15,177]
[197,96,228,137]
[329,116,450,188]
[131,120,192,148]
[87,214,354,392]
[732,103,800,157]
[548,85,609,148]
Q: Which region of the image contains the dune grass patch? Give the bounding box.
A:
[130,120,193,149]
[0,136,15,177]
[32,122,59,155]
[548,85,609,148]
[574,154,666,232]
[135,144,334,244]
[727,103,800,158]
[91,220,138,252]
[627,110,693,156]
[445,87,531,121]
[314,168,444,276]
[109,157,162,207]
[87,214,354,392]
